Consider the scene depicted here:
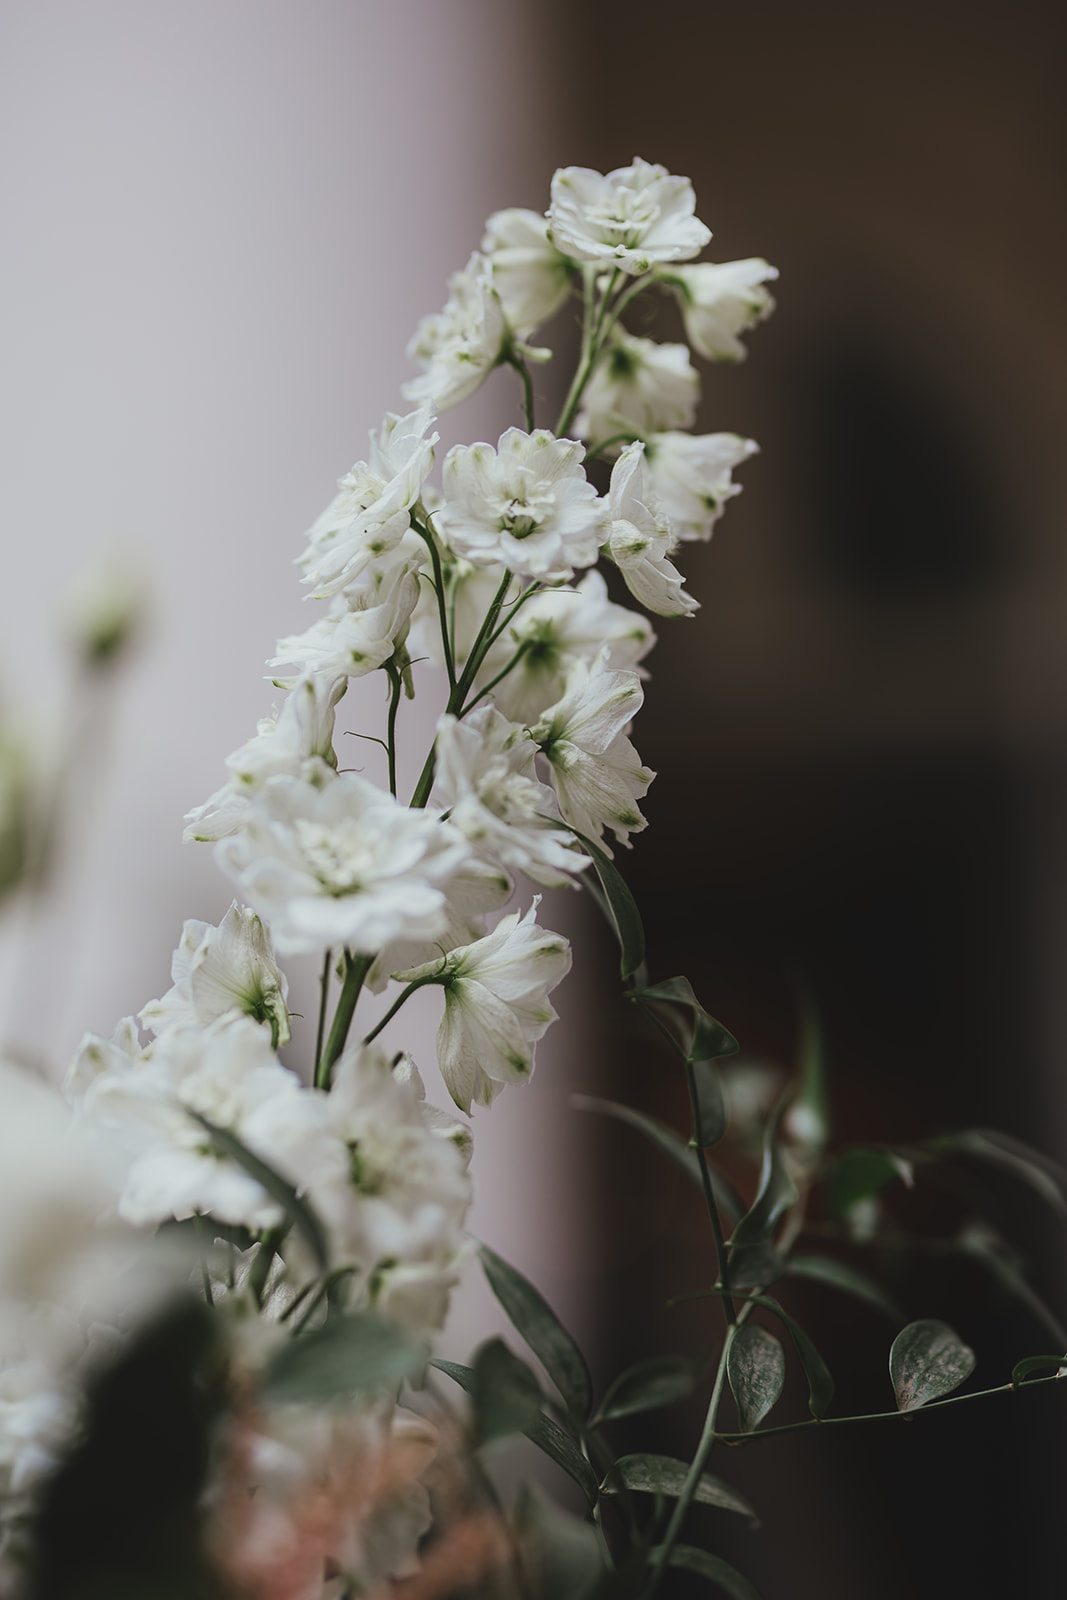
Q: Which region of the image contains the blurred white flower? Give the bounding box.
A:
[184,673,344,843]
[433,706,589,886]
[365,852,511,996]
[529,655,654,848]
[576,331,699,444]
[397,903,571,1113]
[438,428,602,581]
[403,253,507,411]
[668,258,778,361]
[548,157,710,275]
[299,403,438,599]
[644,430,758,542]
[139,901,291,1047]
[601,442,697,618]
[216,771,468,956]
[270,557,421,688]
[482,207,573,335]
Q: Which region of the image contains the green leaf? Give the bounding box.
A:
[602,1455,758,1524]
[631,976,739,1061]
[663,1545,764,1600]
[513,1483,604,1600]
[572,828,645,978]
[479,1243,593,1420]
[692,1059,728,1148]
[729,1244,787,1292]
[930,1129,1067,1218]
[729,1120,797,1250]
[594,1356,696,1424]
[790,987,830,1153]
[265,1312,425,1403]
[727,1325,786,1433]
[1011,1355,1067,1385]
[750,1295,835,1419]
[824,1149,913,1222]
[187,1112,329,1272]
[432,1359,599,1504]
[469,1337,544,1444]
[957,1223,1067,1349]
[571,1094,743,1224]
[889,1319,976,1412]
[786,1254,903,1322]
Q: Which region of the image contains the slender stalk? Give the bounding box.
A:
[506,350,536,430]
[361,974,440,1047]
[316,950,374,1088]
[247,1227,283,1307]
[412,514,457,691]
[584,431,638,461]
[313,948,332,1079]
[384,661,402,798]
[459,640,530,716]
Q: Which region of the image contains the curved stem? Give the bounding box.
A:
[361,973,441,1046]
[313,948,332,1078]
[316,949,374,1088]
[506,350,536,430]
[459,640,530,716]
[384,661,402,798]
[412,513,457,691]
[556,266,620,437]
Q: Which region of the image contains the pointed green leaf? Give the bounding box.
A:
[890,1319,976,1412]
[750,1295,835,1419]
[265,1312,425,1402]
[513,1484,604,1600]
[479,1243,592,1420]
[573,828,645,978]
[729,1123,797,1249]
[432,1359,599,1504]
[824,1149,913,1222]
[594,1355,696,1424]
[729,1244,787,1292]
[786,1255,903,1322]
[663,1546,764,1600]
[602,1455,758,1523]
[571,1094,743,1223]
[469,1337,543,1444]
[1011,1355,1067,1385]
[631,976,739,1061]
[692,1059,728,1148]
[187,1111,329,1272]
[930,1129,1067,1218]
[727,1325,785,1433]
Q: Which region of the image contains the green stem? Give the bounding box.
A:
[506,350,536,431]
[247,1227,283,1306]
[384,661,402,798]
[361,974,441,1047]
[313,948,332,1079]
[584,431,638,460]
[316,950,374,1088]
[459,639,530,716]
[412,513,457,692]
[556,266,619,437]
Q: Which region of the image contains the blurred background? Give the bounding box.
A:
[1,0,1066,1594]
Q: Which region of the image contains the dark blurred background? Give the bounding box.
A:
[546,1,1067,1593]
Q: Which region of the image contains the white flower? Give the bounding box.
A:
[215,770,468,956]
[548,157,710,276]
[270,556,422,687]
[366,851,511,995]
[576,331,698,444]
[437,428,602,580]
[529,655,654,848]
[644,430,758,542]
[482,208,573,335]
[600,442,697,618]
[184,673,345,843]
[139,902,291,1047]
[432,706,589,886]
[299,404,438,599]
[397,903,571,1113]
[477,568,655,725]
[403,253,508,411]
[668,258,778,361]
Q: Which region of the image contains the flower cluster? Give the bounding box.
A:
[0,156,775,1599]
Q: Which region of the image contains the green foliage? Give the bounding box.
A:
[594,1355,697,1424]
[730,1123,797,1250]
[264,1312,427,1403]
[662,1545,764,1599]
[573,828,645,978]
[186,1112,329,1273]
[513,1484,604,1599]
[743,1295,835,1419]
[727,1325,786,1433]
[601,1454,758,1524]
[930,1129,1067,1218]
[631,976,740,1062]
[1011,1355,1067,1385]
[692,1058,728,1148]
[786,1254,903,1322]
[571,1094,744,1223]
[823,1149,913,1222]
[469,1338,544,1444]
[889,1319,976,1412]
[479,1242,593,1420]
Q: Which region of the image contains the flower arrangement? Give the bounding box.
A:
[0,156,1062,1600]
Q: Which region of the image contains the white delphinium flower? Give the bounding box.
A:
[644,430,759,542]
[548,157,711,275]
[299,403,438,599]
[302,1047,472,1332]
[270,555,422,688]
[600,442,697,618]
[432,706,589,887]
[667,258,778,361]
[403,253,508,411]
[139,901,291,1047]
[482,208,573,335]
[365,851,512,995]
[396,903,571,1113]
[215,769,468,956]
[184,672,345,843]
[72,1016,317,1229]
[576,331,699,444]
[437,428,602,581]
[529,655,655,848]
[477,568,655,726]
